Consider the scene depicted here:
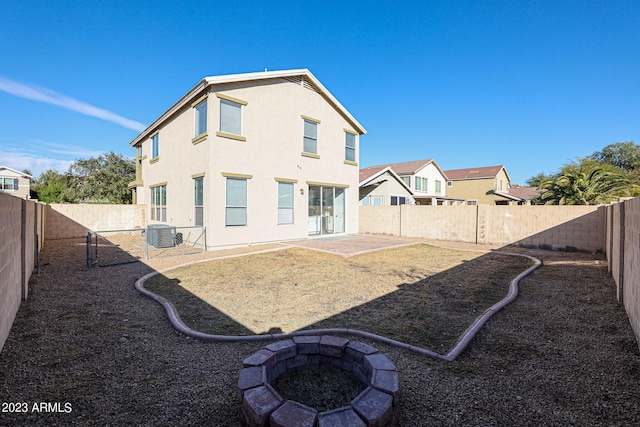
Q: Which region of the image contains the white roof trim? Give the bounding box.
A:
[0,165,32,178]
[129,69,366,147]
[359,166,414,195]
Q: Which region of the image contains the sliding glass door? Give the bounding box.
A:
[308,185,346,236]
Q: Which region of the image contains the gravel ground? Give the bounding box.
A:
[1,238,639,426]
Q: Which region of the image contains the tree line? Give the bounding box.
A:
[28,152,135,204]
[24,142,640,206]
[527,142,640,205]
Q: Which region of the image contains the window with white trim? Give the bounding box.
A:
[415,177,428,191]
[1,177,19,191]
[226,178,247,226]
[400,176,410,187]
[150,185,167,222]
[277,182,294,225]
[391,196,408,205]
[435,180,442,194]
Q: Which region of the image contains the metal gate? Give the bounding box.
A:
[87,226,206,267]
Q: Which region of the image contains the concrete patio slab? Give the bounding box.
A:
[288,234,417,256]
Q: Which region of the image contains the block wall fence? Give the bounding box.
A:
[1,199,639,352]
[0,193,44,352]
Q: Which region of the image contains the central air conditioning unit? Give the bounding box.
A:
[146,224,176,248]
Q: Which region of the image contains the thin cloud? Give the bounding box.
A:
[0,76,147,132]
[31,139,105,158]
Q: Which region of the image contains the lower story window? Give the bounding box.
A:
[226,178,247,226]
[194,177,203,226]
[277,181,294,225]
[391,196,408,205]
[361,196,382,206]
[150,185,167,222]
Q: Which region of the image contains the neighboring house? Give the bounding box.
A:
[444,165,524,205]
[361,159,457,205]
[359,166,414,206]
[128,69,366,249]
[508,184,543,205]
[0,166,31,199]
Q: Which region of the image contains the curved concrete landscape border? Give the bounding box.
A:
[134,245,541,361]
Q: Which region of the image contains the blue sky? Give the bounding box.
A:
[1,0,638,185]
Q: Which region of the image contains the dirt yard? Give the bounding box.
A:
[1,237,639,426]
[144,244,534,351]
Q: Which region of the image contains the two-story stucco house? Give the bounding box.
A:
[0,166,31,199]
[443,165,525,205]
[128,69,365,249]
[360,159,456,205]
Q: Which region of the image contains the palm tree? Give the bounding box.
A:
[535,159,638,205]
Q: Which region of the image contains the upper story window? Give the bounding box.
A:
[195,98,208,137]
[435,180,442,194]
[345,131,356,162]
[400,176,410,187]
[302,116,320,156]
[216,93,248,141]
[220,99,241,135]
[447,180,453,187]
[415,177,428,191]
[1,177,19,191]
[151,133,159,159]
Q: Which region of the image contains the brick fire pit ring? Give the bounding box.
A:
[238,335,400,426]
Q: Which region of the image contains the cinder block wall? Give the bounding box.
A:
[360,205,605,251]
[45,204,147,239]
[0,193,39,352]
[0,193,22,352]
[622,198,640,344]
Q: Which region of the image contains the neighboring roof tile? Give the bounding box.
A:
[508,185,543,200]
[359,165,387,183]
[364,159,435,175]
[443,165,505,180]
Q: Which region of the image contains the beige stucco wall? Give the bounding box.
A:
[46,204,147,239]
[446,168,512,204]
[360,204,605,252]
[360,171,412,205]
[137,78,361,249]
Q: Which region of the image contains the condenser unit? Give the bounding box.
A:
[147,224,176,248]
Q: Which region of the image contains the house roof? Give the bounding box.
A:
[129,68,366,147]
[0,166,32,178]
[508,184,543,201]
[443,165,510,181]
[359,166,413,194]
[363,158,446,177]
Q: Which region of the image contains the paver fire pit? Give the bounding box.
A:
[238,335,400,426]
